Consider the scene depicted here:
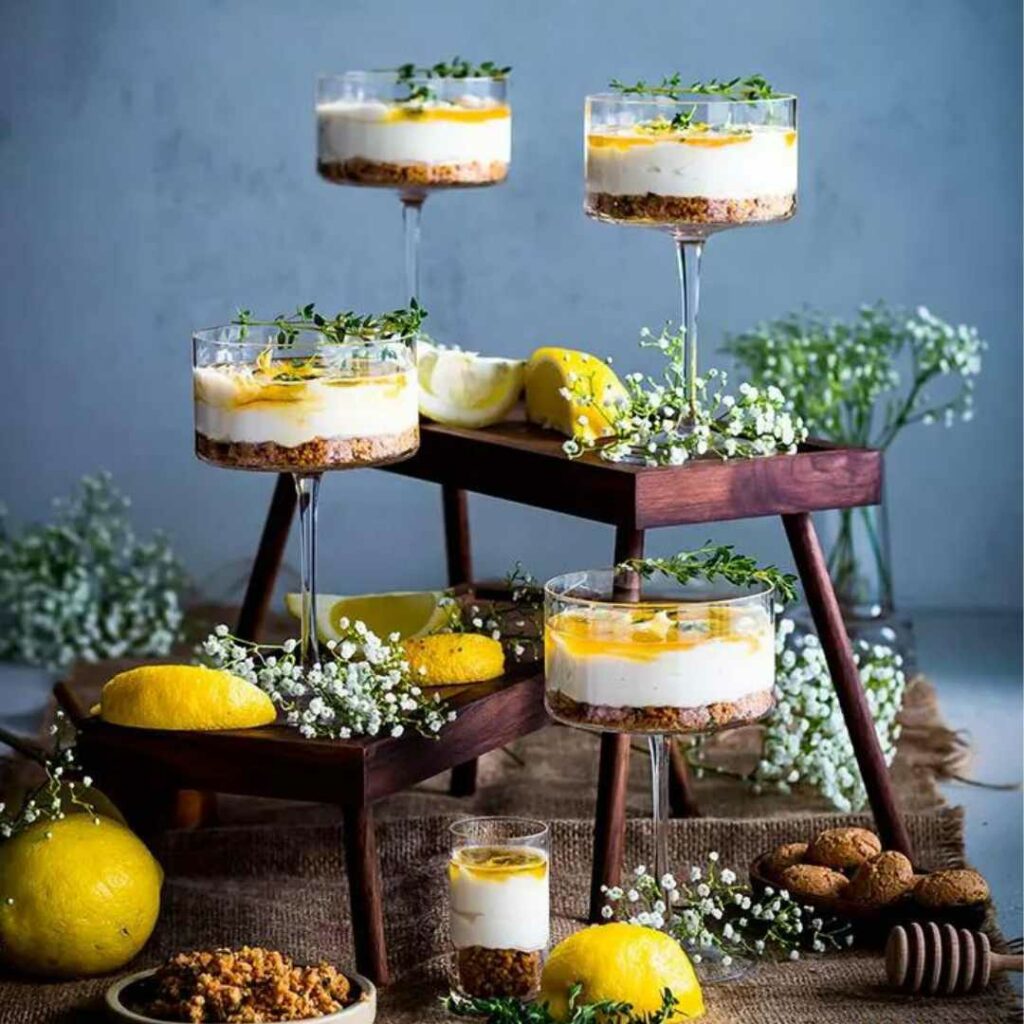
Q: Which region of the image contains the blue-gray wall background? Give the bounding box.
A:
[1,0,1021,610]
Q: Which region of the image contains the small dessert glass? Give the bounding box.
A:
[584,91,796,421]
[448,817,550,999]
[316,70,511,302]
[192,324,419,666]
[544,567,776,971]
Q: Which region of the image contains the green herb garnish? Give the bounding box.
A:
[609,73,783,101]
[444,983,681,1023]
[396,58,511,103]
[234,300,426,347]
[618,544,798,605]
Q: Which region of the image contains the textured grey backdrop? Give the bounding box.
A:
[0,0,1020,610]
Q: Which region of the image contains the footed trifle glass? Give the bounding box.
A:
[192,324,419,666]
[448,817,550,1000]
[544,567,776,976]
[584,90,796,419]
[317,68,511,301]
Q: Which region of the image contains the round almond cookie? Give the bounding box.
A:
[762,842,810,883]
[780,863,850,900]
[846,850,915,906]
[806,827,882,871]
[913,869,990,909]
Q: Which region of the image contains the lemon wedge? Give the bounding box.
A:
[525,347,627,441]
[285,590,458,643]
[417,341,525,428]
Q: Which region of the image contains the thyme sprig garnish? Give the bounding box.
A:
[396,58,511,103]
[234,301,426,347]
[618,544,798,605]
[609,73,782,101]
[444,983,681,1024]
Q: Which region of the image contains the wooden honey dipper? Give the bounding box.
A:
[885,922,1023,995]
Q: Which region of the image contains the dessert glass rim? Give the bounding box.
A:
[192,324,418,347]
[449,816,549,843]
[586,90,796,106]
[545,567,776,609]
[318,69,510,85]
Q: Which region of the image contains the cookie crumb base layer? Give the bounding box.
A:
[585,191,796,227]
[195,426,419,472]
[456,946,542,999]
[546,687,774,733]
[318,157,508,188]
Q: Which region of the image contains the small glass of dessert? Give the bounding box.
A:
[448,817,550,1000]
[192,318,420,665]
[584,83,796,421]
[544,566,776,958]
[316,64,511,301]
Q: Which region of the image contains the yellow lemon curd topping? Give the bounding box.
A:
[387,103,511,124]
[588,124,797,150]
[546,606,761,664]
[448,845,548,883]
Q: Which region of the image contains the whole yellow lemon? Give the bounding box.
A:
[0,815,163,977]
[540,922,703,1021]
[100,664,276,730]
[402,633,505,686]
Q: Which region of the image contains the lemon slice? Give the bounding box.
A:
[284,590,457,643]
[417,341,525,428]
[525,347,627,440]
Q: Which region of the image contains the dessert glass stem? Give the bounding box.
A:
[674,237,704,421]
[401,193,425,303]
[648,732,671,907]
[293,472,322,667]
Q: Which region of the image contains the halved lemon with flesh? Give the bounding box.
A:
[284,590,459,643]
[417,341,525,428]
[525,347,627,441]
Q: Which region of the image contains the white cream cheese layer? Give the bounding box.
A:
[545,607,774,708]
[585,124,797,199]
[193,366,418,447]
[318,98,511,166]
[449,848,549,951]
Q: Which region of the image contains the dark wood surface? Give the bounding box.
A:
[58,658,548,809]
[342,804,389,983]
[383,412,882,529]
[783,512,913,859]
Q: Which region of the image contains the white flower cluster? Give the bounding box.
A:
[199,624,456,740]
[724,303,984,450]
[562,325,806,466]
[602,856,850,962]
[0,473,184,670]
[0,710,100,840]
[753,619,907,812]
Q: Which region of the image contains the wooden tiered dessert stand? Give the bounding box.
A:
[59,413,912,987]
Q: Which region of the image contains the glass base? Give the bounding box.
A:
[690,945,755,984]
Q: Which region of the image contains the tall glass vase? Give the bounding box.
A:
[823,500,894,621]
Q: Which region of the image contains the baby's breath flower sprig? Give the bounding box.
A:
[609,73,784,101]
[602,857,851,964]
[0,472,185,671]
[619,544,798,606]
[445,983,680,1024]
[197,624,455,741]
[234,301,426,348]
[561,324,807,467]
[450,564,544,663]
[0,711,100,840]
[684,619,907,812]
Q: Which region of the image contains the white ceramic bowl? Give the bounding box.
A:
[105,967,377,1023]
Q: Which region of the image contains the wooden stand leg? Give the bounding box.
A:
[669,741,702,818]
[588,526,644,922]
[342,804,390,985]
[783,512,913,859]
[444,485,479,798]
[235,473,297,642]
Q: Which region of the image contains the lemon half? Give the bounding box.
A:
[525,347,627,441]
[285,590,458,644]
[417,341,525,428]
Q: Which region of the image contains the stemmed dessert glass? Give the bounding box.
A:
[544,567,776,971]
[584,91,796,420]
[192,325,419,666]
[317,70,511,302]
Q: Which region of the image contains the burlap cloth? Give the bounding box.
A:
[0,680,1018,1022]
